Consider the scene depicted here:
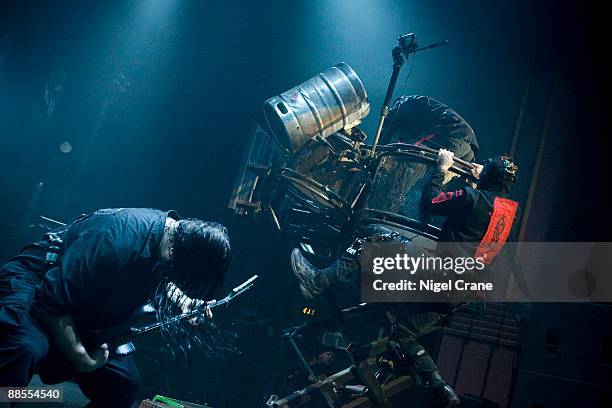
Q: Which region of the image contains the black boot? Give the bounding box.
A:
[426,371,460,407]
[290,249,360,299]
[411,351,460,408]
[291,248,327,299]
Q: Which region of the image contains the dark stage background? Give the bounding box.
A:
[0,1,608,407]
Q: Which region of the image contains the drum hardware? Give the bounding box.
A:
[371,144,476,179]
[349,183,367,210]
[268,367,358,407]
[269,337,416,407]
[344,231,406,259]
[349,128,368,144]
[384,143,476,173]
[267,179,353,246]
[276,168,350,210]
[264,142,473,246]
[231,36,472,251]
[268,205,282,231]
[271,306,397,407]
[231,128,476,248]
[370,34,449,157]
[338,127,368,152]
[314,135,341,157]
[232,164,274,212]
[356,209,441,241]
[282,328,337,408]
[229,124,284,216]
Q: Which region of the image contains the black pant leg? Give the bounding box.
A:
[389,303,455,382]
[0,313,50,388]
[0,313,50,408]
[75,355,141,408]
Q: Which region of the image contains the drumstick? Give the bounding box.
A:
[407,145,476,169]
[367,143,476,168]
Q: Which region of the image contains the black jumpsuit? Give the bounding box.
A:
[393,167,519,370]
[0,208,176,407]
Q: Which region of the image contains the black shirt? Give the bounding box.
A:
[33,208,177,331]
[424,169,505,258]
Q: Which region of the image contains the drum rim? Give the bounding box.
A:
[276,166,365,210]
[356,208,442,241]
[369,143,476,179]
[357,143,471,241]
[268,180,352,246]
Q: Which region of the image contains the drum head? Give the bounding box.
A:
[356,149,446,240]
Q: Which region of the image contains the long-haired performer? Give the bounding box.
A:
[0,208,231,407]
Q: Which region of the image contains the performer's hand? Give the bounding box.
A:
[204,301,214,320]
[74,343,109,373]
[437,149,454,172]
[181,298,214,326]
[471,163,484,179]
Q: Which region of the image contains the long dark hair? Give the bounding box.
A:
[171,219,231,299]
[153,220,236,361]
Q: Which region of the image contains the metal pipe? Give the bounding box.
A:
[370,51,404,156]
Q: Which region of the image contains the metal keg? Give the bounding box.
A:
[263,62,370,152]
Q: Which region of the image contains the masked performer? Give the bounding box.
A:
[291,148,519,406]
[289,92,521,406]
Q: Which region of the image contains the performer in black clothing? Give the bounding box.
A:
[384,150,518,407]
[291,150,519,407]
[0,208,231,407]
[427,148,519,263]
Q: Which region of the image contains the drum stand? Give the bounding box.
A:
[370,34,448,157]
[268,336,416,408]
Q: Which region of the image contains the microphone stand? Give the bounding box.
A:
[369,34,448,157]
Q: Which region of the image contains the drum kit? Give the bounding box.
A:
[228,35,475,257]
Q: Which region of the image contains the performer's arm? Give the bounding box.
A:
[166,282,213,324]
[423,149,475,215]
[33,232,119,370]
[32,309,108,372]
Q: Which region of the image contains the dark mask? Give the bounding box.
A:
[478,156,518,193]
